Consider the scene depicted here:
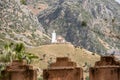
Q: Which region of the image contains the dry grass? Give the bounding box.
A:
[26,43,100,78]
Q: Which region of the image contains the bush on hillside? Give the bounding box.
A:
[81,21,87,27]
[20,0,27,5]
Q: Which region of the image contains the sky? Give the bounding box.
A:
[115,0,120,4]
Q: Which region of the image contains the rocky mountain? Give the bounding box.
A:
[0,0,120,55]
[0,0,50,49]
[37,0,120,54]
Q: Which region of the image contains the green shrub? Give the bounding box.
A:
[38,77,43,80]
[20,0,27,5]
[81,21,87,27]
[0,42,38,64]
[86,76,89,80]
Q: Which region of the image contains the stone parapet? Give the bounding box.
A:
[90,56,120,80]
[43,57,83,80]
[1,60,37,80]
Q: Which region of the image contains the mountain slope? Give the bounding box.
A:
[37,0,120,54]
[0,0,50,49]
[0,0,119,54]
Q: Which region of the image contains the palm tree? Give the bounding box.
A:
[0,42,38,64]
[1,42,14,63]
[0,42,38,78]
[14,43,38,63]
[24,52,38,64]
[14,43,25,61]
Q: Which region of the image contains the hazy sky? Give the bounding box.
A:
[115,0,120,4]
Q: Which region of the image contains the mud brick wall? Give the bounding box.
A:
[0,60,37,80]
[90,56,120,80]
[43,57,83,80]
[95,56,120,66]
[50,57,77,67]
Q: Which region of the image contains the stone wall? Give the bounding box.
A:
[43,57,83,80]
[3,56,120,80]
[89,56,120,80]
[1,60,37,80]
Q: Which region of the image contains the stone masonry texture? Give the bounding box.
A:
[43,57,83,80]
[89,56,120,80]
[1,60,37,80]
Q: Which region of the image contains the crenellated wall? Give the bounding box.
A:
[90,56,120,80]
[1,60,37,80]
[43,57,83,80]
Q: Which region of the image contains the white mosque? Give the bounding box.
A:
[51,30,65,43]
[51,30,57,43]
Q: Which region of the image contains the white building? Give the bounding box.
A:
[51,30,57,43]
[51,30,66,43]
